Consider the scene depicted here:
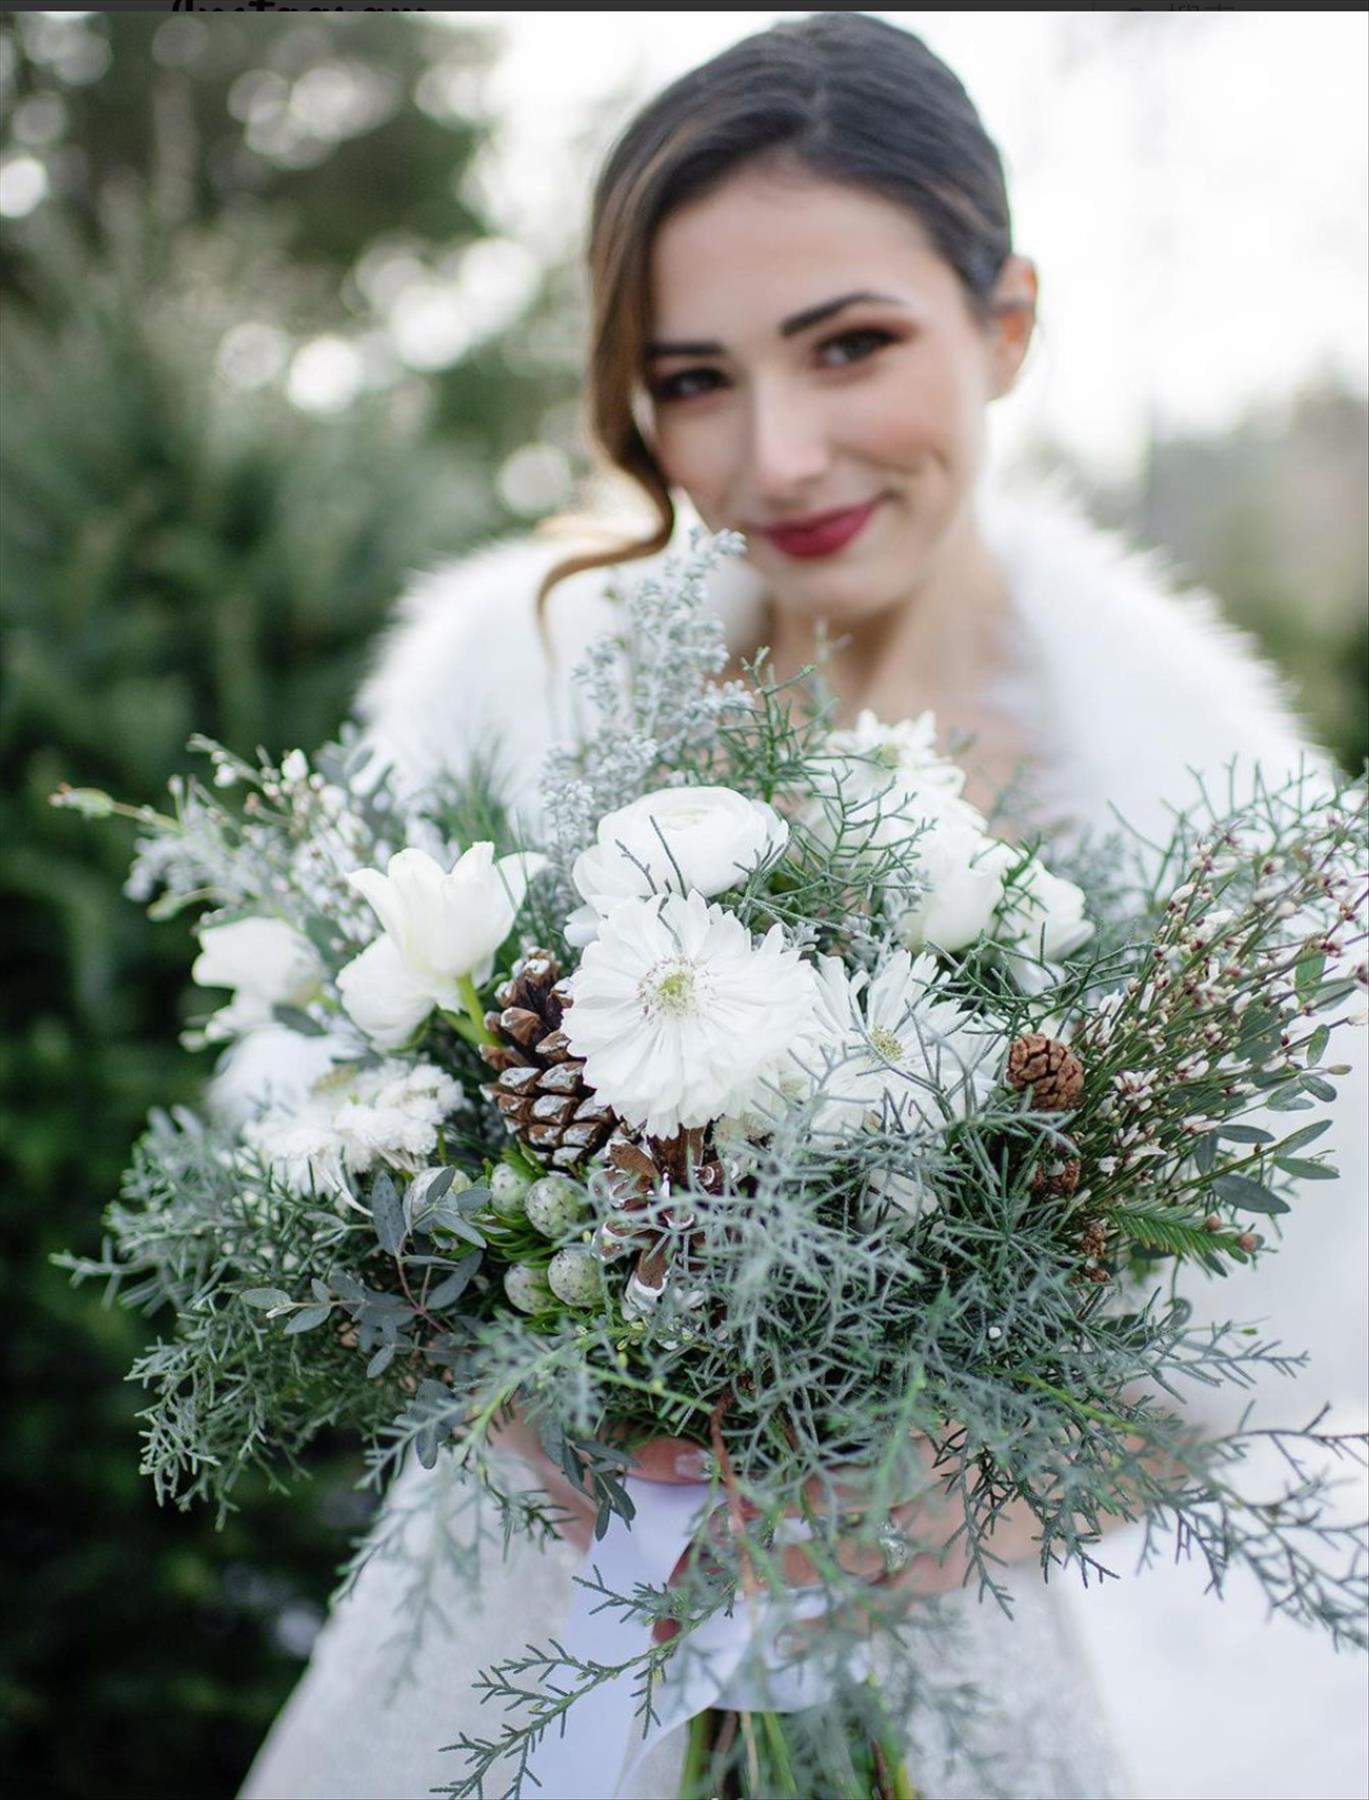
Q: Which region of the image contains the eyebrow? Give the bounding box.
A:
[645,289,906,360]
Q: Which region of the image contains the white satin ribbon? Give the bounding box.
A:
[519,1474,870,1800]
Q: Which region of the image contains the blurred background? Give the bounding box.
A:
[1,11,1364,1797]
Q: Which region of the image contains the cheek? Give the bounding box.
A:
[652,410,728,503]
[845,349,985,474]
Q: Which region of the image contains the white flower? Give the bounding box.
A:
[243,1059,465,1202]
[801,950,1000,1140]
[821,709,967,799]
[897,822,1018,955]
[811,746,980,862]
[567,785,788,947]
[192,917,324,1042]
[562,889,819,1138]
[996,860,1094,963]
[338,843,546,1047]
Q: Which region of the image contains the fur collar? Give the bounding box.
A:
[355,471,1323,848]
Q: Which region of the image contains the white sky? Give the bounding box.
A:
[452,9,1368,483]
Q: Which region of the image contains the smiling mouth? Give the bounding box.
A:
[758,499,882,560]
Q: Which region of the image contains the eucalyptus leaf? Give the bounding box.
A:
[303,913,341,961]
[241,1287,293,1310]
[1306,1024,1330,1065]
[1302,1073,1337,1101]
[366,1344,397,1379]
[405,1165,456,1230]
[371,1171,407,1255]
[1273,1157,1338,1181]
[1217,1124,1274,1144]
[1294,951,1325,1006]
[284,1303,334,1334]
[426,1254,481,1310]
[1276,1120,1332,1155]
[1213,1173,1290,1215]
[272,1004,325,1037]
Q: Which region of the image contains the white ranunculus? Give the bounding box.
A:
[563,889,818,1139]
[338,843,545,1044]
[567,785,789,947]
[996,860,1095,964]
[192,917,324,1042]
[897,822,1018,955]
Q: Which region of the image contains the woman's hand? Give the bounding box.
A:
[483,1403,712,1555]
[486,1410,1041,1649]
[646,1434,981,1648]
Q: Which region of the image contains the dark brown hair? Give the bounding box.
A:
[536,11,1015,614]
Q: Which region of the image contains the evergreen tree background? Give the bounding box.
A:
[0,13,1363,1799]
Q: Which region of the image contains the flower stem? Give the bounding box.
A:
[444,975,495,1048]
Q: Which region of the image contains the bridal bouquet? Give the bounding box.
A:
[57,529,1368,1799]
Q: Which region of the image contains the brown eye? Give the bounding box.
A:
[649,367,725,403]
[818,326,898,366]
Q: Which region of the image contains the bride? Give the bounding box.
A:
[240,14,1367,1799]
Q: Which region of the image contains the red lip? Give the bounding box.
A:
[759,499,881,559]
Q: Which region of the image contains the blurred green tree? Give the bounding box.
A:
[0,13,582,1798]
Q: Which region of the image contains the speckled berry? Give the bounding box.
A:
[526,1175,587,1240]
[503,1263,553,1314]
[490,1164,532,1218]
[547,1247,600,1308]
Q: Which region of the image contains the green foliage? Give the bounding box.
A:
[0,15,578,1796]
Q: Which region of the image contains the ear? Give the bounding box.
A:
[986,255,1038,398]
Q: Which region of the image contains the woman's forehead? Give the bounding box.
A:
[647,171,946,339]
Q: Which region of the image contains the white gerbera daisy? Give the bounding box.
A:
[562,890,819,1139]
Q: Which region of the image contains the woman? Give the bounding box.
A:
[241,15,1367,1799]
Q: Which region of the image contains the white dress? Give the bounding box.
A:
[240,474,1368,1800]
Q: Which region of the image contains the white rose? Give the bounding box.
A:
[897,822,1017,955]
[192,917,324,1042]
[997,861,1094,963]
[567,785,788,947]
[338,843,545,1046]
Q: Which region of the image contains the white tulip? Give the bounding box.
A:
[338,843,546,1046]
[568,785,788,947]
[192,917,323,1042]
[335,936,436,1052]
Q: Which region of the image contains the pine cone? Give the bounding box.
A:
[1006,1033,1085,1109]
[1030,1156,1082,1198]
[595,1128,723,1311]
[479,948,616,1173]
[1077,1217,1112,1285]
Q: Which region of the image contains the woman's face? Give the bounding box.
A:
[642,161,1036,625]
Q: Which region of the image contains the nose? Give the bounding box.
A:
[742,379,832,504]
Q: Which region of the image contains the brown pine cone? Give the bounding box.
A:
[479,948,616,1173]
[595,1130,723,1305]
[1006,1032,1085,1109]
[1030,1157,1082,1197]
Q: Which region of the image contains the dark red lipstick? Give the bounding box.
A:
[759,499,881,560]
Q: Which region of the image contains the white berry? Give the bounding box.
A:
[503,1264,552,1314]
[547,1247,599,1308]
[526,1175,587,1239]
[490,1164,532,1217]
